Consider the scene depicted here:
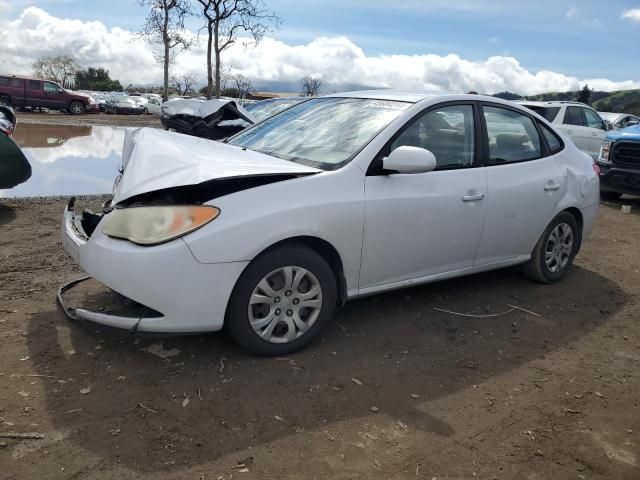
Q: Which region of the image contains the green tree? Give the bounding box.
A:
[577,84,592,105]
[75,67,123,91]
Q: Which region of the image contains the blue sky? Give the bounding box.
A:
[1,1,639,93]
[27,0,640,81]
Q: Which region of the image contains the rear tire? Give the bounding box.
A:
[69,101,85,115]
[226,245,337,356]
[600,190,622,201]
[524,212,579,284]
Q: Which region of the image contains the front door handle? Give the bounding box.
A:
[544,184,561,191]
[462,193,485,202]
[592,132,599,136]
[566,129,574,134]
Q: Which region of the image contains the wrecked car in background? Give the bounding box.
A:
[160,97,304,140]
[0,106,31,189]
[60,91,599,356]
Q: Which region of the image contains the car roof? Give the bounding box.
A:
[517,100,587,107]
[326,89,454,103]
[324,89,511,104]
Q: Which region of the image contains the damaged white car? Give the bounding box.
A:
[61,91,599,355]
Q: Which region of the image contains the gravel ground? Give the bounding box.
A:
[0,196,639,478]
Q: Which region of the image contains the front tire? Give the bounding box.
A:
[524,212,579,284]
[226,245,337,356]
[69,101,85,115]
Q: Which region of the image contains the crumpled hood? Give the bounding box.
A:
[112,128,320,204]
[607,124,640,142]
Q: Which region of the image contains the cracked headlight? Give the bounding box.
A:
[103,205,220,246]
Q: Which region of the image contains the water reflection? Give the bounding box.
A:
[3,124,124,198]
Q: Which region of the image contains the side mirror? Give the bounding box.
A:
[383,146,437,174]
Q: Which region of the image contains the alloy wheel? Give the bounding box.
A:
[247,266,323,344]
[544,222,574,273]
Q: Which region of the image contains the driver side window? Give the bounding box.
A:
[390,104,475,169]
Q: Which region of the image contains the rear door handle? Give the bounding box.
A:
[544,184,561,191]
[462,193,485,202]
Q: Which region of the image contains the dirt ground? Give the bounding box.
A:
[1,193,639,479]
[16,111,162,128]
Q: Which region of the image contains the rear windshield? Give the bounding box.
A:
[522,105,560,122]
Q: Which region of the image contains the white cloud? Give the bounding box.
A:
[566,6,579,19]
[0,6,639,96]
[622,8,640,23]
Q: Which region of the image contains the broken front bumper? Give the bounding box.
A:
[60,200,248,333]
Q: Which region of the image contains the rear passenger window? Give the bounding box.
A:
[390,104,475,169]
[483,106,542,164]
[10,79,23,87]
[539,123,563,153]
[0,77,7,85]
[28,80,41,90]
[563,106,584,126]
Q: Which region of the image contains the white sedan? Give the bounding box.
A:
[61,91,600,355]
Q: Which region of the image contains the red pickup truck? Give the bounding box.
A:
[0,75,99,114]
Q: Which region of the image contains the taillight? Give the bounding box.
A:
[592,163,601,176]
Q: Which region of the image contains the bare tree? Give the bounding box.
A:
[138,0,192,101]
[233,74,254,98]
[32,55,80,88]
[302,76,322,97]
[170,73,197,95]
[194,0,280,99]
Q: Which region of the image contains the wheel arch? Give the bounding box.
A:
[562,206,584,250]
[245,235,348,307]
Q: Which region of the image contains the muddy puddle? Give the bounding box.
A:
[3,124,125,198]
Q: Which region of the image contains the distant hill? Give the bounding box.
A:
[512,89,640,115]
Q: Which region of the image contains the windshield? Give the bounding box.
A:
[229,97,410,168]
[245,98,304,122]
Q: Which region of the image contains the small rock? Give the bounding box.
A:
[17,391,29,398]
[370,406,379,413]
[625,429,633,434]
[535,449,544,456]
[351,377,363,386]
[410,393,419,399]
[80,387,91,395]
[0,441,7,448]
[182,397,190,407]
[274,415,284,422]
[143,342,181,359]
[594,391,604,399]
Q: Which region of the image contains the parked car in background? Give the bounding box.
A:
[143,96,162,115]
[128,96,161,115]
[598,112,640,130]
[160,97,304,140]
[519,101,609,160]
[104,96,145,115]
[0,75,99,114]
[0,106,31,189]
[597,123,640,200]
[61,91,599,355]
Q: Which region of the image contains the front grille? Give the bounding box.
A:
[612,141,640,169]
